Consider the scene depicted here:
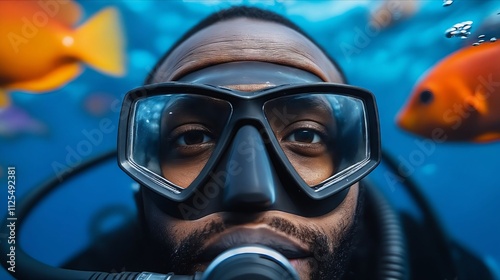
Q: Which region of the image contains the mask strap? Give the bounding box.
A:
[177,61,323,85]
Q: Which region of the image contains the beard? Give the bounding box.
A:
[144,191,364,280]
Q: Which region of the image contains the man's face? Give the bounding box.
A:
[142,18,361,280]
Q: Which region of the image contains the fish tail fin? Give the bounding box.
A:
[74,7,125,76]
[0,89,11,108]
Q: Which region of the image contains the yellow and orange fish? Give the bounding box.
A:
[396,41,500,142]
[0,0,125,107]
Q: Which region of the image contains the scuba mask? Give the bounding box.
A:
[118,80,380,219]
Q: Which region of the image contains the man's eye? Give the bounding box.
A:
[285,129,322,144]
[175,130,213,146]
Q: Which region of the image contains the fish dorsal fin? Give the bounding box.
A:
[466,85,489,115]
[39,0,83,26]
[8,63,82,92]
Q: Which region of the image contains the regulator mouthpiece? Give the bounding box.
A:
[201,245,300,280]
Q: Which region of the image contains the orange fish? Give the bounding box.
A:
[396,42,500,142]
[0,0,125,107]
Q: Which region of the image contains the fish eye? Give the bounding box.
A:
[419,90,434,104]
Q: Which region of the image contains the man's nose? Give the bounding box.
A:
[221,125,277,212]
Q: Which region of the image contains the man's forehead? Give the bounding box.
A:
[151,17,343,83]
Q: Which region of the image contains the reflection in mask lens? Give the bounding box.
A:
[129,95,231,189]
[264,94,369,188]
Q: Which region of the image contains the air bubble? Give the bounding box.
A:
[445,21,474,39]
[443,0,453,7]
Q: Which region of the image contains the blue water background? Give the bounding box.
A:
[1,1,499,278]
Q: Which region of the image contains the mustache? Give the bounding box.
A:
[165,216,334,272]
[205,217,328,249]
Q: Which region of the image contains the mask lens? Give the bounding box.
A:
[129,94,231,189]
[264,93,369,188]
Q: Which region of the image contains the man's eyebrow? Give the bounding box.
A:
[167,95,221,108]
[279,96,334,116]
[163,96,229,121]
[265,96,336,129]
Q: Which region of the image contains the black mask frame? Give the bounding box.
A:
[118,82,380,217]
